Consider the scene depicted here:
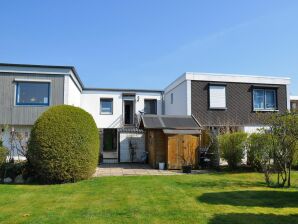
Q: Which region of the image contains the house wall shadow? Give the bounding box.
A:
[208,213,298,224]
[198,191,298,208]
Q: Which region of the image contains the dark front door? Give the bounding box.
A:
[124,100,134,125]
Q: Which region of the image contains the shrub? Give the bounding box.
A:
[218,132,247,169]
[0,140,9,166]
[247,133,272,171]
[293,150,298,170]
[0,161,27,180]
[27,105,99,184]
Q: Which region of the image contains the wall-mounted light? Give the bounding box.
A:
[137,96,140,102]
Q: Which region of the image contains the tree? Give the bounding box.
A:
[247,132,274,186]
[248,112,298,187]
[267,112,298,187]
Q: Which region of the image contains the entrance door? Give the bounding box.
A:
[102,129,118,163]
[124,100,134,125]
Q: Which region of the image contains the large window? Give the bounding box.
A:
[209,85,226,109]
[144,99,157,114]
[100,98,113,114]
[16,82,50,106]
[253,89,277,110]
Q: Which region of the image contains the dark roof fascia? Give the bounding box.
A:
[252,84,280,88]
[0,63,85,90]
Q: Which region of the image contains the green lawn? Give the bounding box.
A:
[1,172,298,224]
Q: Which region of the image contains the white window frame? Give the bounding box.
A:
[209,85,227,109]
[253,88,277,111]
[144,99,157,114]
[100,98,113,115]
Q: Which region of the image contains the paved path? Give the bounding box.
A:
[93,163,210,177]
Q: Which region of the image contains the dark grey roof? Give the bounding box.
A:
[118,127,144,133]
[0,62,84,89]
[163,129,201,134]
[141,115,201,130]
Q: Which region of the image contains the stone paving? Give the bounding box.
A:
[93,163,211,177]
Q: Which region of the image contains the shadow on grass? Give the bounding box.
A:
[208,213,298,224]
[198,191,298,208]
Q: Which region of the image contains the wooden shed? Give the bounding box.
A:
[139,115,202,169]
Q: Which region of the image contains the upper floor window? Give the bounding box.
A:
[144,99,157,114]
[100,98,113,115]
[171,93,174,104]
[291,102,297,111]
[253,89,277,111]
[16,82,50,106]
[209,85,226,109]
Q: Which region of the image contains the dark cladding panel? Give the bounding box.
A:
[191,80,287,126]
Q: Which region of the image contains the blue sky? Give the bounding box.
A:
[1,1,298,94]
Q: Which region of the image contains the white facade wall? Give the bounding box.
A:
[64,75,81,107]
[164,80,189,115]
[243,126,263,134]
[81,90,162,129]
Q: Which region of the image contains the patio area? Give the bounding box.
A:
[93,163,210,177]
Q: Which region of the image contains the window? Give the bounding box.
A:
[209,85,226,109]
[171,93,174,104]
[100,98,113,114]
[16,82,50,106]
[144,99,157,114]
[253,89,277,110]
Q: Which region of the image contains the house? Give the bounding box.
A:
[81,88,163,163]
[164,72,290,134]
[290,96,298,112]
[0,63,291,167]
[0,63,163,163]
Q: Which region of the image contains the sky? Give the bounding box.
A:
[0,1,298,94]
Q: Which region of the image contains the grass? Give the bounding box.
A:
[0,172,298,224]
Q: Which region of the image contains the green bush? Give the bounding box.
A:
[0,140,9,166]
[247,133,272,171]
[0,161,27,180]
[219,132,247,169]
[27,105,99,184]
[292,147,298,170]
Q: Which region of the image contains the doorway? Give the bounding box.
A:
[124,100,134,125]
[102,129,118,162]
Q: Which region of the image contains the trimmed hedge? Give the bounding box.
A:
[27,105,99,183]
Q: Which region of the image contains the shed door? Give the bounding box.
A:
[167,135,199,169]
[167,135,180,169]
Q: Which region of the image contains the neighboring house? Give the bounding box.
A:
[290,96,298,112]
[80,88,163,163]
[164,72,291,134]
[0,63,292,165]
[0,63,163,162]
